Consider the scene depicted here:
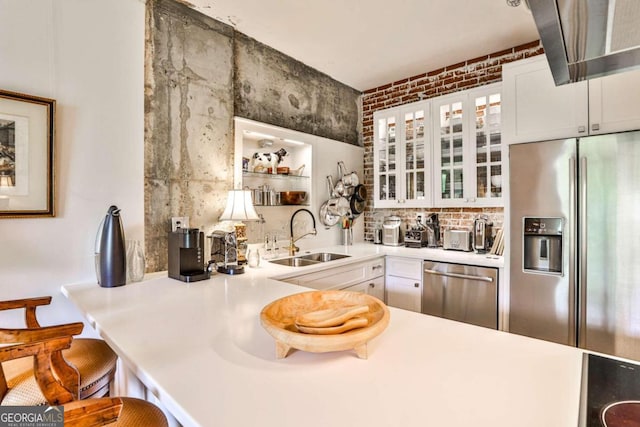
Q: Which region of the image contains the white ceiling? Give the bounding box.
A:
[185,0,540,91]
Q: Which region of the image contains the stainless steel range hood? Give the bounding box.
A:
[528,0,640,85]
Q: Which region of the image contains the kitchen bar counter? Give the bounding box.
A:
[61,247,582,427]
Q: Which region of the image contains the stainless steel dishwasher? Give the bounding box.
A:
[422,261,498,329]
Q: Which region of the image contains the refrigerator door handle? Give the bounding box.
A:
[577,156,588,348]
[569,156,577,346]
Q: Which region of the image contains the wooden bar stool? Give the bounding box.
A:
[0,332,168,426]
[0,296,117,405]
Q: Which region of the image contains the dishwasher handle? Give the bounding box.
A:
[423,268,494,283]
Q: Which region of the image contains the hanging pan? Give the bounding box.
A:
[349,195,366,218]
[320,200,340,227]
[352,184,367,202]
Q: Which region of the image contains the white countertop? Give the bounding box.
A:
[61,245,582,427]
[265,243,504,281]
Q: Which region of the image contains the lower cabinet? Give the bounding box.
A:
[385,257,422,313]
[282,257,386,302]
[342,276,385,302]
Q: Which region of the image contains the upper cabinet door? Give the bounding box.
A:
[373,101,432,208]
[471,87,503,205]
[432,83,503,207]
[373,107,400,208]
[502,56,589,144]
[400,102,432,207]
[433,94,467,205]
[588,69,640,135]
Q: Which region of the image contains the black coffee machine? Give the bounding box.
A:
[168,228,210,282]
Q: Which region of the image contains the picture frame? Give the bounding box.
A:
[0,89,55,218]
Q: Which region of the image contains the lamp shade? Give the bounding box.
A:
[219,190,260,221]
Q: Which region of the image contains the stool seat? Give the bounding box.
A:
[1,338,117,406]
[64,397,169,427]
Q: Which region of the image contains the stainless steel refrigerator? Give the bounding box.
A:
[509,131,640,361]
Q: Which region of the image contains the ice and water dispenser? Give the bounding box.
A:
[523,217,563,275]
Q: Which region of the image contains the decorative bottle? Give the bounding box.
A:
[126,240,145,283]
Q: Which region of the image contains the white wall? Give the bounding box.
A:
[0,0,145,332]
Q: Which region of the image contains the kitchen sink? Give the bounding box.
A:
[269,257,321,267]
[297,252,351,262]
[269,252,350,267]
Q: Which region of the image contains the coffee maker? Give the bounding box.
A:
[209,230,244,275]
[425,213,440,247]
[168,228,210,282]
[473,215,493,253]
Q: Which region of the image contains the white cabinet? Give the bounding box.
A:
[373,101,432,208]
[588,70,640,135]
[342,276,385,302]
[502,55,640,144]
[432,83,503,207]
[385,256,422,312]
[282,257,386,300]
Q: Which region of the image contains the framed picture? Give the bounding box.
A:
[0,89,55,218]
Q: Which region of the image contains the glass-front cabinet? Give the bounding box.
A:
[373,101,432,208]
[474,89,502,203]
[435,99,465,202]
[432,83,502,207]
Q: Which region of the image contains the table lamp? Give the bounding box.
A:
[217,189,260,274]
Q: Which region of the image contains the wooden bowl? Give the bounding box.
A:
[279,191,307,205]
[260,290,390,359]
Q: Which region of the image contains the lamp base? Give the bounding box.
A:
[217,264,245,275]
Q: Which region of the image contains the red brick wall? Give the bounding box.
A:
[362,40,544,241]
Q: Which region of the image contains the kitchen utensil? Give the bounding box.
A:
[295,304,369,328]
[326,175,337,198]
[327,196,350,217]
[280,191,307,205]
[320,176,340,227]
[260,290,390,359]
[319,201,340,227]
[349,196,365,217]
[296,317,369,335]
[338,161,359,187]
[338,161,348,180]
[348,172,359,187]
[333,179,345,196]
[352,184,367,202]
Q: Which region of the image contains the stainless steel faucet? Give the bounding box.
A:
[288,208,317,256]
